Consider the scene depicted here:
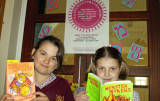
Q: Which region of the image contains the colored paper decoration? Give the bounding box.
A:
[111,43,122,54]
[112,22,130,40]
[47,0,58,10]
[122,0,136,8]
[127,43,144,62]
[38,25,52,38]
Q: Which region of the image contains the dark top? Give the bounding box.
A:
[36,76,75,101]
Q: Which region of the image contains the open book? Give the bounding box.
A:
[86,73,133,101]
[6,62,35,101]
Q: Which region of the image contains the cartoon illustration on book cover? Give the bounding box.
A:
[8,71,34,96]
[102,94,130,101]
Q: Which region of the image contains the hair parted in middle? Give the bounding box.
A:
[86,46,129,80]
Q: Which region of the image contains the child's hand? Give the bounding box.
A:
[31,92,49,101]
[74,91,89,101]
[0,94,14,101]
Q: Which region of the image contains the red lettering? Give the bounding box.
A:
[128,88,131,92]
[105,87,109,90]
[117,89,120,93]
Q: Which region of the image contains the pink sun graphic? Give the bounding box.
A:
[68,0,107,32]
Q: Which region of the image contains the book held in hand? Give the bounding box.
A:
[6,62,35,101]
[86,73,133,101]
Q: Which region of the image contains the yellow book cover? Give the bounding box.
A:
[6,62,35,101]
[7,60,19,63]
[86,73,133,101]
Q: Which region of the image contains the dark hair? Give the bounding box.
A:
[32,35,64,69]
[86,46,129,80]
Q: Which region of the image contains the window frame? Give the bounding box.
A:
[21,0,160,100]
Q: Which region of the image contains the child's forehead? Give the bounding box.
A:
[96,57,119,65]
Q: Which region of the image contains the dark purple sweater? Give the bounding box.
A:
[36,76,75,101]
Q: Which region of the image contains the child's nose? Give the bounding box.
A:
[104,70,110,76]
[44,57,50,64]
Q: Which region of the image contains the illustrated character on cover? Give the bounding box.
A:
[103,94,130,101]
[8,71,34,96]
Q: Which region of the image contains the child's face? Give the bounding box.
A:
[32,42,58,76]
[96,57,120,84]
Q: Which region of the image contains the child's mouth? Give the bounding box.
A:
[41,64,49,68]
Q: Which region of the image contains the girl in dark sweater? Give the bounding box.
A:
[1,36,75,101]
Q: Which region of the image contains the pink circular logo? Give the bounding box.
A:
[68,0,107,32]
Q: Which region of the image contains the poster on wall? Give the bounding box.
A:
[64,0,109,54]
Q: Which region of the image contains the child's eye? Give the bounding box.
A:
[51,57,57,61]
[110,67,117,71]
[41,52,46,56]
[98,67,105,71]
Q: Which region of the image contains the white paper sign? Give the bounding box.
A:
[65,0,109,54]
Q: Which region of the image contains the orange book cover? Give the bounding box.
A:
[6,62,35,101]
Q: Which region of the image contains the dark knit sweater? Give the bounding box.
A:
[36,76,75,101]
